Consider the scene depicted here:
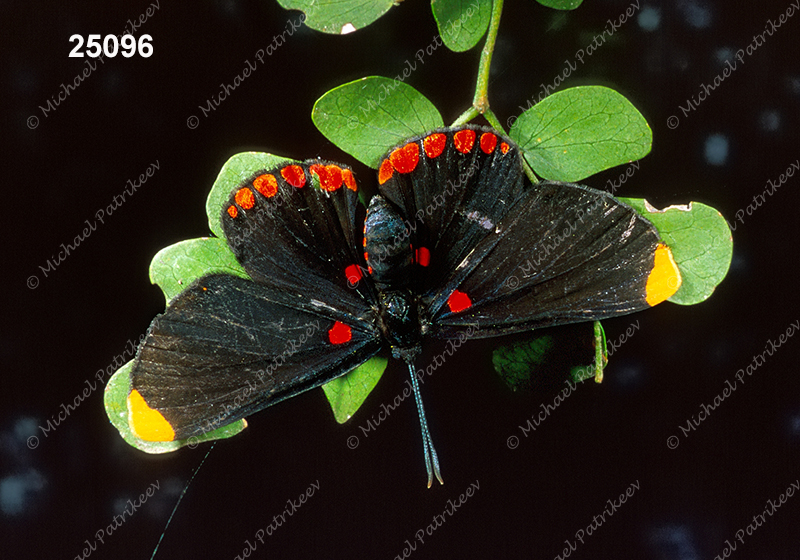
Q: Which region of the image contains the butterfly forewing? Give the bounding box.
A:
[129,274,382,442]
[222,161,374,302]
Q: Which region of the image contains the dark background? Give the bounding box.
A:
[4,0,800,558]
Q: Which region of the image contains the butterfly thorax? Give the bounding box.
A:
[377,289,423,362]
[364,195,414,289]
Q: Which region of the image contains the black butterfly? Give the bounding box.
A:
[128,125,681,486]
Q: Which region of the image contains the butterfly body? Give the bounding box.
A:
[126,125,681,483]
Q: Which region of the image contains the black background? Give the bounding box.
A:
[4,0,800,558]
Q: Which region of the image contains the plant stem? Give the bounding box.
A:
[472,0,504,118]
[457,0,540,184]
[453,106,479,126]
[482,108,504,131]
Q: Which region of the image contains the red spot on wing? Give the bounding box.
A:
[342,168,357,191]
[453,129,476,153]
[310,164,344,191]
[227,205,238,218]
[234,188,255,210]
[281,165,306,188]
[415,246,431,267]
[423,133,447,158]
[500,142,510,154]
[390,142,420,174]
[480,132,497,154]
[378,159,394,184]
[447,289,472,313]
[253,174,278,197]
[328,321,352,344]
[345,264,363,285]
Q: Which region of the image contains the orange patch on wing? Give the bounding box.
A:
[423,133,447,158]
[127,389,176,442]
[227,205,238,218]
[447,289,472,313]
[378,159,394,184]
[390,142,421,174]
[281,165,306,188]
[500,142,510,154]
[342,168,357,191]
[415,246,431,267]
[234,188,255,210]
[310,164,344,191]
[345,264,363,284]
[453,129,476,153]
[253,174,278,197]
[480,132,497,154]
[328,321,352,344]
[645,243,682,306]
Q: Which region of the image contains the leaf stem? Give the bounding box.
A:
[472,0,504,118]
[457,0,540,184]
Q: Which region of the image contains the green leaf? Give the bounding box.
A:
[104,361,247,454]
[277,0,395,34]
[510,86,652,182]
[570,363,596,384]
[312,77,444,168]
[322,356,389,423]
[207,152,296,239]
[620,198,733,305]
[591,320,608,383]
[432,0,492,52]
[492,323,597,391]
[536,0,584,9]
[493,335,555,392]
[149,238,248,303]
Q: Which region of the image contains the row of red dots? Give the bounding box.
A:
[379,129,510,185]
[227,164,357,218]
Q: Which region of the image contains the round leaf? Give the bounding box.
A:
[322,357,389,423]
[620,198,733,305]
[207,152,296,238]
[149,237,248,304]
[277,0,395,34]
[510,86,652,181]
[104,361,247,454]
[432,0,491,52]
[312,77,443,168]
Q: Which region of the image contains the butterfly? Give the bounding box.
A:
[127,125,681,486]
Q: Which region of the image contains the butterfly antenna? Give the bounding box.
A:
[150,442,216,560]
[407,363,443,487]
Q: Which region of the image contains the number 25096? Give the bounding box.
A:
[69,34,153,58]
